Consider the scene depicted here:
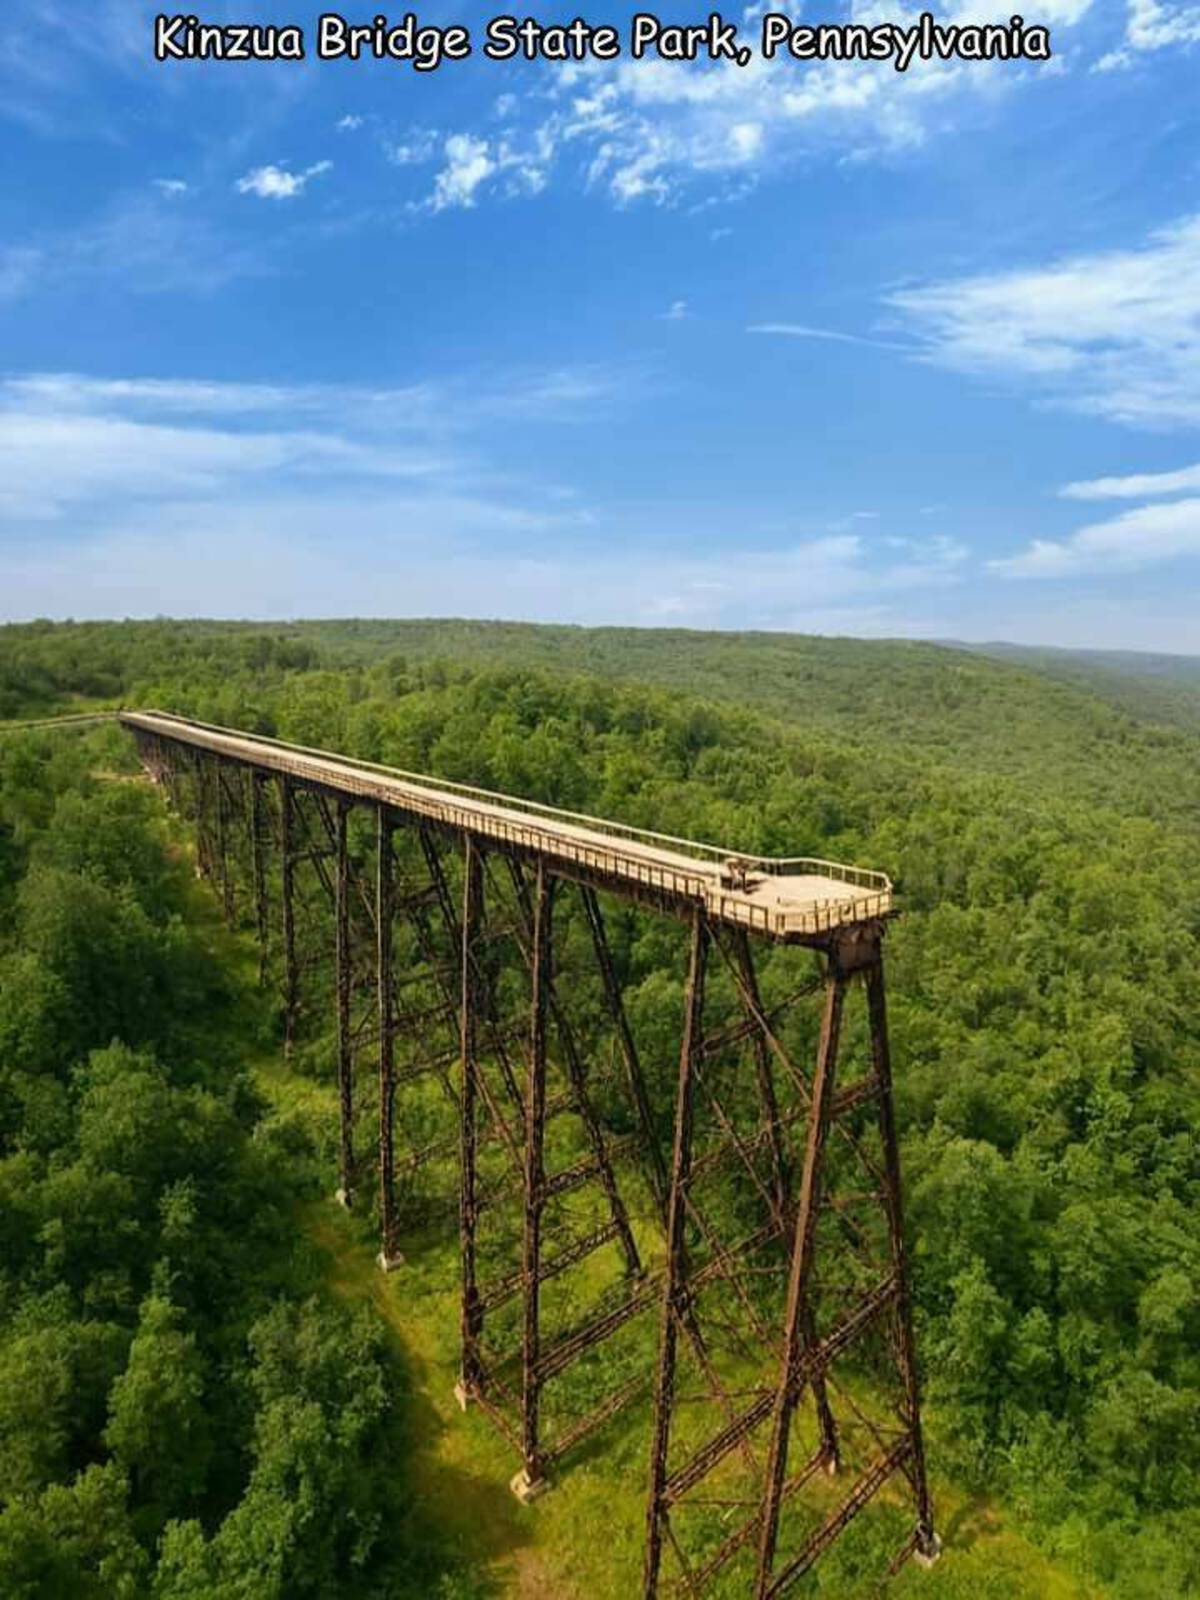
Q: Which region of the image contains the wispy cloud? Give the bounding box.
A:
[661,300,690,321]
[890,213,1200,427]
[398,0,1097,216]
[386,128,439,166]
[0,364,629,533]
[748,322,907,351]
[1095,0,1200,69]
[1060,461,1200,499]
[424,131,550,210]
[430,135,495,210]
[4,508,966,628]
[992,497,1200,577]
[0,367,963,628]
[0,192,279,301]
[152,178,189,197]
[236,160,333,200]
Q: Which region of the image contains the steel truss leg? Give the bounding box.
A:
[732,931,840,1477]
[376,806,402,1271]
[193,753,213,879]
[457,837,484,1406]
[643,908,708,1598]
[506,864,642,1281]
[582,885,670,1223]
[335,800,355,1206]
[865,954,938,1563]
[250,772,270,987]
[513,859,552,1502]
[215,761,234,925]
[280,776,298,1063]
[755,960,847,1593]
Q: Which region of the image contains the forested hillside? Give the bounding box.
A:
[961,642,1200,738]
[1,619,1198,1598]
[0,723,493,1598]
[5,617,1200,823]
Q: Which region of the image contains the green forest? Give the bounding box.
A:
[0,617,1197,1600]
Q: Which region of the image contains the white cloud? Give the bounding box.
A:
[236,160,333,200]
[424,129,553,210]
[0,365,627,528]
[336,114,364,131]
[0,368,967,631]
[1060,462,1200,499]
[152,178,188,197]
[430,134,495,210]
[991,497,1200,577]
[890,213,1200,427]
[529,2,1093,206]
[392,1,1100,215]
[728,121,764,160]
[386,128,439,166]
[748,322,904,350]
[3,505,965,629]
[661,299,689,321]
[1095,0,1200,67]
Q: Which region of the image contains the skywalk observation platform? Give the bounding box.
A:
[120,710,892,943]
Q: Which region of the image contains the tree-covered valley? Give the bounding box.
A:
[0,617,1197,1599]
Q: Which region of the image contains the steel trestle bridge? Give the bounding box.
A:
[69,709,938,1594]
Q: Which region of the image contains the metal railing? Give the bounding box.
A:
[121,709,893,938]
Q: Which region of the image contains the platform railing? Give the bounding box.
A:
[121,710,893,907]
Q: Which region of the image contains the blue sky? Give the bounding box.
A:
[2,0,1199,648]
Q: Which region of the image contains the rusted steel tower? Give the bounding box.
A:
[123,709,940,1593]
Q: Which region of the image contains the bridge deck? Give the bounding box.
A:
[121,711,892,942]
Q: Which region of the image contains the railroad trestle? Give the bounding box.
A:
[125,709,939,1596]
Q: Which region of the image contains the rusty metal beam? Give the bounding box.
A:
[335,800,354,1202]
[457,836,484,1404]
[755,959,847,1595]
[581,884,670,1222]
[765,1437,914,1599]
[643,908,708,1600]
[516,859,552,1498]
[280,775,298,1062]
[506,861,642,1281]
[865,953,938,1561]
[376,806,401,1270]
[250,771,270,986]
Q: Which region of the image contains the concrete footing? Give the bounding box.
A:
[509,1469,550,1505]
[376,1249,404,1274]
[821,1451,840,1478]
[914,1532,943,1569]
